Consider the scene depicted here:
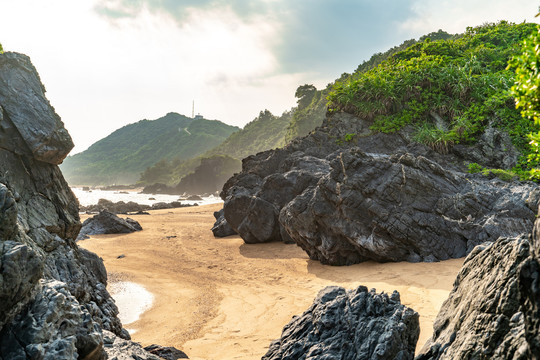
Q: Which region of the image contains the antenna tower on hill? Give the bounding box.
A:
[192,100,194,118]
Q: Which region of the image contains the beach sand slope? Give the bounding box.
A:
[79,203,463,360]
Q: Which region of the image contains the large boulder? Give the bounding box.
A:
[221,111,538,264]
[77,210,142,240]
[263,286,420,360]
[0,52,73,164]
[211,209,237,238]
[416,236,534,359]
[0,51,177,359]
[281,150,538,265]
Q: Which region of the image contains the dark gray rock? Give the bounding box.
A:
[77,210,142,240]
[103,330,160,360]
[0,280,106,360]
[453,125,520,170]
[263,286,419,360]
[0,52,73,164]
[211,209,237,237]
[0,241,42,330]
[519,208,540,357]
[144,344,189,359]
[0,184,17,239]
[221,111,534,262]
[281,150,538,264]
[0,51,145,359]
[416,236,533,359]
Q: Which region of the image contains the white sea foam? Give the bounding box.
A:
[109,281,154,333]
[71,187,223,207]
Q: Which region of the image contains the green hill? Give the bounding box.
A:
[60,112,239,185]
[139,109,293,186]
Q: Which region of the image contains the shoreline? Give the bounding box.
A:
[79,203,463,360]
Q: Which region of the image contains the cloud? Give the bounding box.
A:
[94,0,540,80]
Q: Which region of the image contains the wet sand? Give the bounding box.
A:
[79,203,463,360]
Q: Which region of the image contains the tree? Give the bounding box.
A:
[295,84,317,109]
[511,25,540,123]
[0,43,3,53]
[509,20,540,178]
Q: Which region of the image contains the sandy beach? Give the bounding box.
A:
[79,203,464,360]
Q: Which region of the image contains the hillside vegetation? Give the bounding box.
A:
[139,109,293,186]
[327,21,539,177]
[60,112,239,185]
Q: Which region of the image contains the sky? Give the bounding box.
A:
[0,0,539,154]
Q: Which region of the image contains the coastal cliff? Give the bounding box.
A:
[0,52,161,359]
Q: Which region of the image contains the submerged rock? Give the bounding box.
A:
[263,286,419,360]
[77,210,142,240]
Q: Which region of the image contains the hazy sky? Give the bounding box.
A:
[0,0,538,154]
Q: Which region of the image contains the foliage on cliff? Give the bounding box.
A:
[0,43,3,54]
[510,24,540,179]
[328,21,539,176]
[60,112,239,185]
[285,85,327,142]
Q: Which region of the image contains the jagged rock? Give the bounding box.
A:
[453,125,520,170]
[80,198,195,214]
[222,155,331,243]
[77,210,142,240]
[416,236,533,359]
[144,344,189,359]
[0,51,137,359]
[0,280,106,360]
[263,286,419,360]
[0,184,17,238]
[103,331,161,360]
[211,209,237,237]
[0,52,73,164]
[519,207,540,357]
[0,241,43,330]
[221,112,531,258]
[280,150,538,264]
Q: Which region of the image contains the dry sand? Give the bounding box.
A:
[79,203,464,360]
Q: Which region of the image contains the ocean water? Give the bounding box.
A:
[108,281,154,333]
[71,187,223,207]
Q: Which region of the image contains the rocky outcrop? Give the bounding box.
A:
[211,209,237,237]
[80,198,195,214]
[221,112,538,264]
[103,331,160,360]
[263,286,420,360]
[416,236,533,359]
[77,210,142,240]
[0,52,167,359]
[0,52,73,164]
[281,150,538,264]
[144,344,189,359]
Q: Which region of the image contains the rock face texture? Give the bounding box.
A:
[263,286,420,360]
[0,52,73,164]
[281,150,538,265]
[416,236,533,359]
[0,52,161,359]
[77,210,142,240]
[211,209,237,237]
[221,112,539,264]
